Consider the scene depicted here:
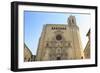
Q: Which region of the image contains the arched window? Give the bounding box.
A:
[72,18,74,24]
[52,27,53,29]
[46,43,49,47]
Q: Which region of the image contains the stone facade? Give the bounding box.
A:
[36,15,84,61]
[24,44,33,62]
[84,29,90,59]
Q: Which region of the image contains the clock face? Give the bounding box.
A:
[56,34,62,41]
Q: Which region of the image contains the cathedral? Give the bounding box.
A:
[35,15,84,61]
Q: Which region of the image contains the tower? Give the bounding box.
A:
[36,15,84,61]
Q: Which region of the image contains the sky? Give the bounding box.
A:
[24,11,90,55]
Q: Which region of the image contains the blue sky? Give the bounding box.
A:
[24,11,90,55]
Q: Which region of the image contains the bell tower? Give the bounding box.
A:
[68,15,76,25]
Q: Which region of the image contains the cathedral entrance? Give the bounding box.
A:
[56,57,61,60]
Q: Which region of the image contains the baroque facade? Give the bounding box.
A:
[36,15,84,61]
